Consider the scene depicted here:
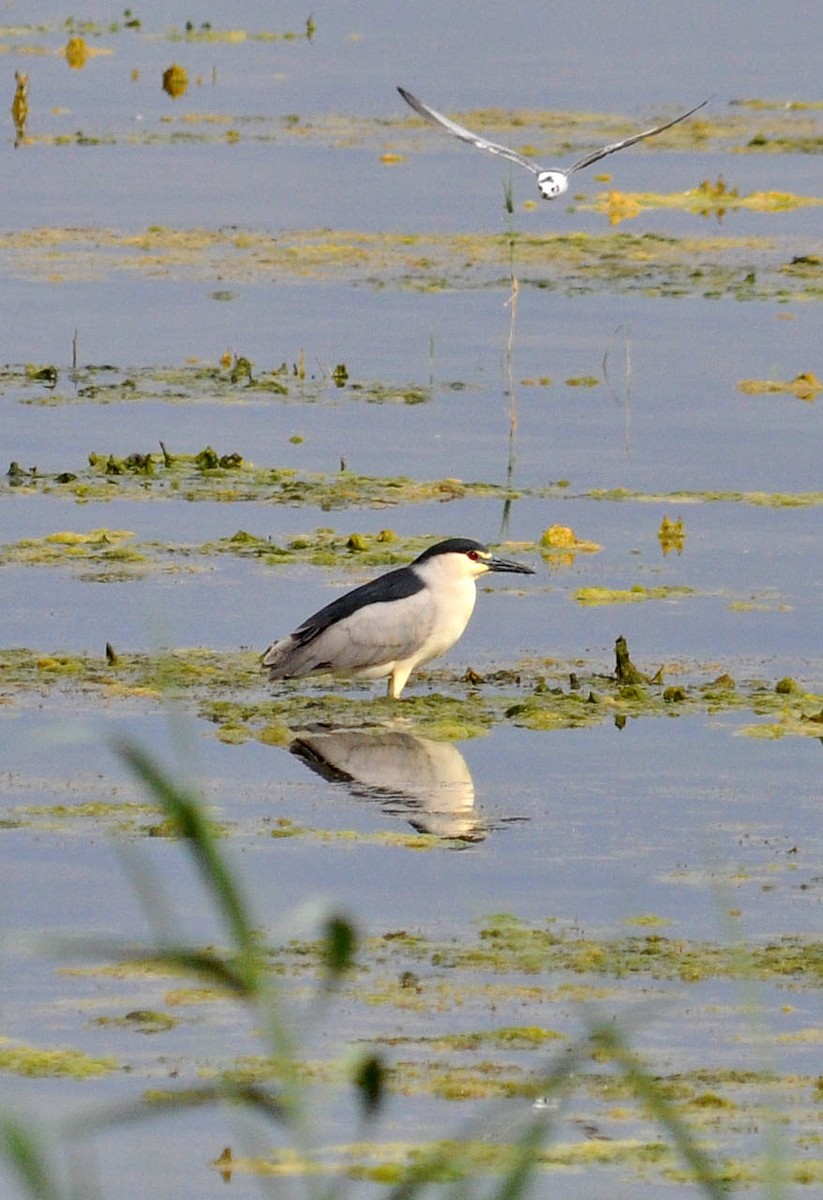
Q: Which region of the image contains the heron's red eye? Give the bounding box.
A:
[467,550,479,561]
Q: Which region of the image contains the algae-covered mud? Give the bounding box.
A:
[0,3,821,1199]
[2,644,821,745]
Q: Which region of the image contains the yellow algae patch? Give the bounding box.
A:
[738,372,821,401]
[542,525,576,547]
[59,960,190,981]
[584,182,823,223]
[64,35,88,67]
[574,585,693,606]
[738,708,823,739]
[0,225,803,301]
[162,64,188,98]
[540,524,600,553]
[625,914,674,928]
[539,525,601,568]
[775,1027,823,1043]
[0,1039,119,1078]
[4,529,142,570]
[658,515,686,555]
[269,818,445,851]
[741,190,823,211]
[63,36,111,68]
[44,528,135,545]
[165,988,233,1006]
[603,190,643,225]
[175,28,248,43]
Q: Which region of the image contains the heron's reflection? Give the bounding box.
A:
[289,730,484,842]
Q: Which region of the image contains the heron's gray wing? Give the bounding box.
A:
[287,567,423,647]
[263,566,427,675]
[309,591,435,671]
[398,87,541,176]
[274,590,433,677]
[567,99,709,174]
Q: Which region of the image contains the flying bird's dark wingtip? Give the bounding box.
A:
[683,97,711,118]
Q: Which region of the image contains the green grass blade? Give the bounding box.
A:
[0,1117,59,1199]
[591,1023,729,1199]
[115,739,258,982]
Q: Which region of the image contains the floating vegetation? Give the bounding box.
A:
[0,35,819,1199]
[658,515,686,555]
[170,17,316,42]
[268,817,446,852]
[2,528,144,574]
[209,1133,823,1187]
[0,645,819,741]
[585,184,823,225]
[2,722,819,1195]
[65,34,90,68]
[0,225,819,302]
[737,372,821,401]
[10,70,28,146]
[0,1041,119,1079]
[0,359,446,410]
[564,375,600,387]
[93,1010,178,1033]
[2,444,507,508]
[574,585,694,605]
[161,63,188,98]
[585,486,823,507]
[4,441,822,511]
[373,912,823,987]
[0,14,312,42]
[539,524,601,568]
[730,98,823,111]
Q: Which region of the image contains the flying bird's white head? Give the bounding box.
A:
[537,170,569,200]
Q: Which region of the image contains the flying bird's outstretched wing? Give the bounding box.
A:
[398,86,541,177]
[568,98,709,174]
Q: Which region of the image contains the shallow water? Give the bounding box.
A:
[0,4,821,1198]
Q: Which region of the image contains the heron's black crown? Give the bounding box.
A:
[413,538,488,564]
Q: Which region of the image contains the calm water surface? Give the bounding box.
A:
[0,3,821,1197]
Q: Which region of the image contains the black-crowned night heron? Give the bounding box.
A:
[261,537,534,698]
[398,87,708,201]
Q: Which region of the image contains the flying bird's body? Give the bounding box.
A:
[262,538,534,699]
[398,87,708,199]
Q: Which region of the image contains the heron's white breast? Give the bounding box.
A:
[410,562,478,664]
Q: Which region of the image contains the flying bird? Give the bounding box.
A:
[262,538,534,699]
[398,86,708,200]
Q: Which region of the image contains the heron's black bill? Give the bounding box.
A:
[487,556,535,575]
